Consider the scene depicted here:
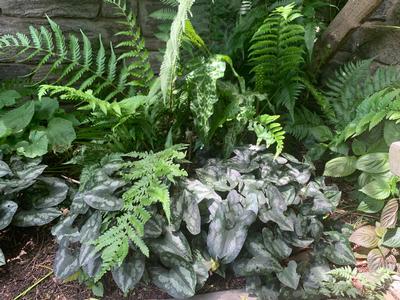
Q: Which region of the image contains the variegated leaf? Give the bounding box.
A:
[0,200,18,230]
[112,253,145,295]
[277,260,300,290]
[32,177,68,208]
[13,207,61,227]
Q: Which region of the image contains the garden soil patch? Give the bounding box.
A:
[0,226,244,300]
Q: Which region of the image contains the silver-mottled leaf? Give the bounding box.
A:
[54,242,79,279]
[51,214,79,242]
[0,200,18,230]
[13,207,61,227]
[112,253,145,295]
[83,186,124,211]
[277,261,300,290]
[80,211,102,242]
[150,229,192,262]
[0,161,12,177]
[233,255,283,276]
[32,177,68,208]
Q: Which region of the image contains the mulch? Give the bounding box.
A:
[0,226,245,300]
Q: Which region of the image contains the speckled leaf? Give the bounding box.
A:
[193,251,211,290]
[82,252,102,278]
[32,177,68,209]
[324,232,355,265]
[70,192,89,215]
[83,186,124,211]
[0,161,12,177]
[196,163,241,192]
[79,244,99,268]
[150,229,192,262]
[144,215,164,239]
[207,191,256,263]
[51,214,79,242]
[54,242,79,279]
[80,211,102,242]
[233,255,283,276]
[277,261,300,290]
[0,248,5,266]
[0,200,18,230]
[380,199,398,228]
[13,207,61,227]
[150,260,196,299]
[112,253,145,295]
[262,229,292,260]
[349,225,380,248]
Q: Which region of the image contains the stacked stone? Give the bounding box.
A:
[0,0,164,80]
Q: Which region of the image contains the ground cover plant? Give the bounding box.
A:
[1,0,400,299]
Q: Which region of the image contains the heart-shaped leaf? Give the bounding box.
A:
[0,201,18,230]
[380,199,398,228]
[349,225,380,248]
[13,207,61,227]
[277,260,300,290]
[32,177,68,209]
[112,253,145,295]
[233,254,283,277]
[54,241,79,279]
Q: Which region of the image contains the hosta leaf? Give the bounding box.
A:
[112,253,145,295]
[32,177,68,209]
[0,161,12,177]
[150,261,196,299]
[356,153,389,174]
[382,228,400,248]
[380,199,399,228]
[277,261,300,290]
[0,201,18,230]
[360,179,391,200]
[0,248,5,266]
[46,118,76,152]
[323,156,357,177]
[54,241,79,279]
[13,207,61,227]
[233,255,283,277]
[349,225,379,248]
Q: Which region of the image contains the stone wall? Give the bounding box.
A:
[0,0,163,80]
[1,0,400,81]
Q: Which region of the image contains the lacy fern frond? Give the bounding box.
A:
[95,145,188,280]
[248,114,285,157]
[286,106,324,140]
[160,0,195,102]
[103,0,154,90]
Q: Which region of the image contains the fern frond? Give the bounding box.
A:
[160,0,196,102]
[285,106,324,140]
[249,114,285,157]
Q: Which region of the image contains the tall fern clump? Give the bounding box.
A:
[249,3,305,117]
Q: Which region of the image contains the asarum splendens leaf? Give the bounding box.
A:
[323,156,357,177]
[349,225,380,248]
[0,248,5,266]
[0,200,18,230]
[111,253,145,295]
[31,177,69,209]
[233,254,283,277]
[13,207,62,227]
[277,260,300,290]
[54,240,80,279]
[380,199,399,228]
[150,229,193,262]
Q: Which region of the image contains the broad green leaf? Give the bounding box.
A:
[16,130,49,158]
[357,197,385,213]
[380,199,399,228]
[0,248,5,266]
[35,97,59,120]
[382,228,400,248]
[13,207,61,227]
[0,101,35,137]
[356,153,389,174]
[360,179,391,200]
[0,90,21,109]
[112,253,145,295]
[0,201,18,230]
[46,117,76,152]
[384,121,400,146]
[349,225,379,248]
[310,125,333,142]
[277,260,300,290]
[323,156,357,177]
[352,139,368,156]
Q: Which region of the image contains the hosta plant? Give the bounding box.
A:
[349,199,400,272]
[52,145,353,298]
[0,155,69,266]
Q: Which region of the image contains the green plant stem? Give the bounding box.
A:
[13,271,53,300]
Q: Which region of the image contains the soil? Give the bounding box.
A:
[0,226,245,300]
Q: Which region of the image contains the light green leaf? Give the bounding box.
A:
[384,121,400,146]
[0,101,35,137]
[16,130,49,158]
[46,117,76,152]
[382,228,400,248]
[323,156,357,177]
[0,90,21,109]
[357,197,385,213]
[277,261,300,290]
[356,153,389,174]
[360,179,391,200]
[349,225,379,248]
[35,97,59,120]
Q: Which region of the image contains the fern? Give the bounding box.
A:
[160,0,196,102]
[249,3,305,115]
[248,114,285,157]
[286,106,324,140]
[94,145,188,280]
